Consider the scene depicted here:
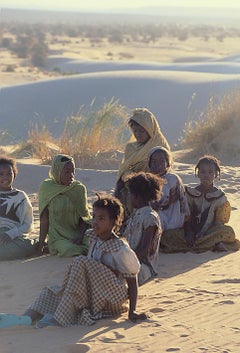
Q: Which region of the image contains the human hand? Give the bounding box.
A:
[128,311,148,323]
[169,185,180,204]
[195,231,204,239]
[0,233,12,244]
[185,232,195,247]
[71,236,83,245]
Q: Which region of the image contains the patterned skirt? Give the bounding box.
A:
[29,256,129,326]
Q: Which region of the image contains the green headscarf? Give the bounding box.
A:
[49,154,74,184]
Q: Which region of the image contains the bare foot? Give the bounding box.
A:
[213,242,228,252]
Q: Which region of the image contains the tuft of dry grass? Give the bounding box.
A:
[179,89,240,162]
[26,98,130,169]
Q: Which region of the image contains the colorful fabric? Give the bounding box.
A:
[185,186,229,234]
[117,109,170,182]
[123,206,161,285]
[0,189,36,260]
[170,185,240,253]
[38,155,91,257]
[160,225,240,253]
[30,232,140,326]
[0,189,33,239]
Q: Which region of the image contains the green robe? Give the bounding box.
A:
[38,179,91,257]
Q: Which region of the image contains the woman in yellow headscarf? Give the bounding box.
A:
[115,108,170,217]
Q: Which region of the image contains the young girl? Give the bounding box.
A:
[123,172,162,285]
[37,154,92,257]
[148,146,190,253]
[184,155,240,252]
[0,194,146,328]
[115,108,170,216]
[0,157,36,260]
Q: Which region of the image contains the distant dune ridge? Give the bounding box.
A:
[1,58,240,145]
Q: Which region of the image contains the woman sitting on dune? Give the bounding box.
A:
[37,154,92,257]
[114,107,170,217]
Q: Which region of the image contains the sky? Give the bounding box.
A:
[1,0,240,11]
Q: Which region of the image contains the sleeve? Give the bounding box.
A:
[102,243,140,277]
[112,243,140,278]
[215,200,231,224]
[6,191,33,240]
[143,211,160,230]
[77,184,92,224]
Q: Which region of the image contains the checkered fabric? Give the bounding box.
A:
[30,256,128,326]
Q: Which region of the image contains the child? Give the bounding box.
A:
[184,155,240,252]
[115,108,170,217]
[123,172,162,285]
[148,146,190,253]
[0,194,146,328]
[0,157,36,260]
[37,154,92,257]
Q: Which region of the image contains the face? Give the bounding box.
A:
[0,164,15,191]
[131,123,150,144]
[92,207,115,241]
[197,162,217,187]
[60,161,75,186]
[149,150,168,176]
[129,191,143,209]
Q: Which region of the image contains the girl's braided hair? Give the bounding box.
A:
[195,154,221,179]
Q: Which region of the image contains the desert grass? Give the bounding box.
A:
[24,98,130,169]
[8,89,240,167]
[179,88,240,162]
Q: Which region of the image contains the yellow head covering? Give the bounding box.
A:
[117,108,170,182]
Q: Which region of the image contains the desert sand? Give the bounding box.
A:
[0,157,239,353]
[0,31,240,353]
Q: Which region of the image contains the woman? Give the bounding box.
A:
[37,154,92,257]
[115,108,170,216]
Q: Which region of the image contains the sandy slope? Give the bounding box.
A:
[0,159,239,353]
[1,67,240,144]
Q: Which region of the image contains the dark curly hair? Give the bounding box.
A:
[0,156,18,178]
[126,172,163,202]
[195,154,221,179]
[93,193,124,231]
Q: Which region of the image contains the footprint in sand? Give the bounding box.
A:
[212,278,240,284]
[149,308,165,313]
[166,348,180,352]
[66,343,91,353]
[217,300,235,305]
[223,187,238,193]
[99,330,125,342]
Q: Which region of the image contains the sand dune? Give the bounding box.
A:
[1,67,240,144]
[46,56,240,75]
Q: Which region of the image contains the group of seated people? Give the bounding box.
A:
[0,107,239,329]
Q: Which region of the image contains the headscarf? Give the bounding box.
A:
[38,154,91,224]
[49,154,74,184]
[117,108,170,182]
[147,146,173,171]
